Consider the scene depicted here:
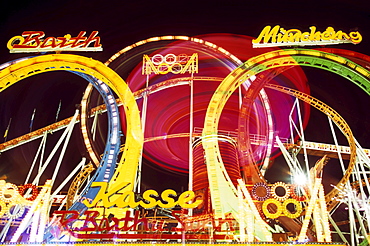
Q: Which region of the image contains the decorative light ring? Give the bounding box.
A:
[18,184,39,201]
[262,198,282,219]
[151,54,164,65]
[252,182,270,201]
[282,199,303,219]
[177,54,189,64]
[290,184,307,202]
[0,200,8,217]
[0,183,19,203]
[6,204,25,219]
[164,53,176,64]
[171,63,183,74]
[271,182,290,201]
[157,63,171,74]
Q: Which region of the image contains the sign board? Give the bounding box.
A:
[7,31,103,53]
[252,25,362,48]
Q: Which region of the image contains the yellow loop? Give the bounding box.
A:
[0,54,143,198]
[157,63,171,74]
[0,183,20,203]
[252,182,270,201]
[18,184,39,201]
[262,198,282,219]
[282,198,302,219]
[7,36,24,50]
[271,181,290,201]
[6,204,25,219]
[171,63,183,74]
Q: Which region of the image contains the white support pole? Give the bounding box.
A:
[25,132,47,185]
[295,99,310,184]
[91,110,99,141]
[327,117,346,173]
[275,136,304,178]
[50,110,79,185]
[135,74,150,193]
[328,215,349,244]
[50,158,86,203]
[189,72,194,192]
[188,72,194,217]
[328,117,370,238]
[38,131,47,185]
[31,110,79,186]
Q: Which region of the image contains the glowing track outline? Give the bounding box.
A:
[0,54,143,203]
[202,48,370,220]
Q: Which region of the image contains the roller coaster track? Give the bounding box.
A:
[66,162,95,208]
[0,77,221,153]
[264,84,356,211]
[80,76,223,167]
[202,48,370,221]
[0,54,143,212]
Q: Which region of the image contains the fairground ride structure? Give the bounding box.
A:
[0,34,369,245]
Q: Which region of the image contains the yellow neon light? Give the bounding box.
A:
[142,53,198,75]
[0,54,143,197]
[252,25,362,48]
[82,182,202,209]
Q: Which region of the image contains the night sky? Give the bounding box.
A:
[0,0,369,192]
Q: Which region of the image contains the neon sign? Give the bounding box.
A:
[53,182,206,240]
[53,210,234,240]
[252,25,362,48]
[7,31,102,53]
[142,53,198,75]
[82,182,202,209]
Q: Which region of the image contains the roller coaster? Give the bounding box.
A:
[0,34,370,245]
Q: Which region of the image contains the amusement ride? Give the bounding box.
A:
[0,28,369,245]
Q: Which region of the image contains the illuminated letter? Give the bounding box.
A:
[7,36,24,50]
[321,27,335,41]
[13,31,45,48]
[54,210,79,229]
[178,190,203,209]
[82,182,129,208]
[79,211,99,231]
[157,189,177,208]
[285,29,302,42]
[56,34,73,48]
[70,31,88,48]
[114,191,139,208]
[140,189,159,209]
[252,25,280,44]
[300,31,310,42]
[82,31,101,48]
[335,31,350,41]
[40,37,57,48]
[349,31,362,44]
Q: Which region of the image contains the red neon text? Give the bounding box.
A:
[8,31,102,53]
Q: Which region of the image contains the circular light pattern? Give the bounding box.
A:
[271,182,290,201]
[252,182,270,201]
[282,199,303,219]
[290,184,307,202]
[151,54,164,65]
[0,183,19,203]
[18,184,39,201]
[262,198,282,219]
[164,54,176,64]
[5,204,25,219]
[178,54,189,64]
